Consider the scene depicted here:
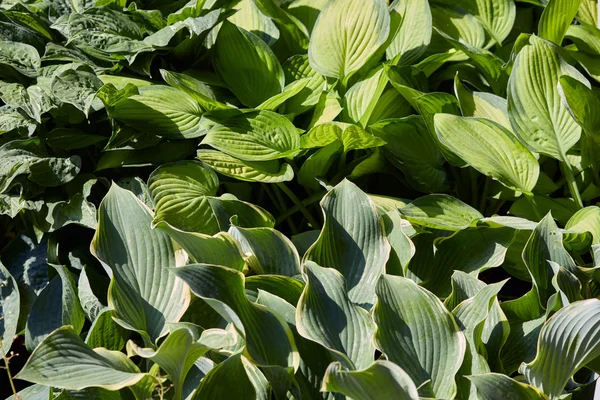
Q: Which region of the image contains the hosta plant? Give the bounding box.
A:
[2,0,600,399]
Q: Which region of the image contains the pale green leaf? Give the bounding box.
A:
[387,0,431,65]
[558,75,600,138]
[0,263,19,356]
[16,326,146,391]
[296,261,376,369]
[374,275,466,399]
[434,114,540,194]
[308,0,390,81]
[304,179,390,308]
[399,194,483,231]
[322,361,419,400]
[468,373,549,400]
[197,149,294,183]
[467,0,516,45]
[538,0,582,45]
[566,206,600,244]
[90,184,190,343]
[454,76,511,130]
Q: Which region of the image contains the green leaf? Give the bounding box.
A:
[214,21,284,107]
[229,0,280,45]
[25,264,85,351]
[193,352,269,400]
[160,69,231,112]
[197,149,294,183]
[129,327,236,400]
[399,194,483,231]
[110,85,205,139]
[322,361,419,400]
[387,0,432,65]
[434,114,540,194]
[523,213,577,308]
[308,0,390,81]
[520,299,600,399]
[454,76,512,130]
[85,309,129,351]
[0,41,40,78]
[51,69,103,117]
[371,117,448,193]
[46,128,106,150]
[382,210,415,276]
[304,179,390,308]
[508,35,589,162]
[342,66,388,126]
[16,326,146,391]
[171,264,299,369]
[202,110,300,161]
[298,142,343,190]
[91,184,190,343]
[96,140,197,171]
[296,261,376,369]
[467,0,516,45]
[374,275,466,399]
[229,225,301,276]
[0,263,19,356]
[148,160,219,232]
[566,206,600,244]
[558,75,600,139]
[467,373,549,400]
[538,0,582,45]
[158,224,245,271]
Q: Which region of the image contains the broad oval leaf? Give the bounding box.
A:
[467,373,549,400]
[374,275,466,399]
[110,85,205,139]
[434,114,540,194]
[399,194,483,231]
[202,110,300,161]
[214,21,284,107]
[508,35,589,162]
[520,299,600,399]
[538,0,582,45]
[197,149,294,183]
[387,0,432,65]
[16,326,146,391]
[322,361,419,400]
[90,184,190,343]
[308,0,390,81]
[558,75,600,138]
[304,179,390,308]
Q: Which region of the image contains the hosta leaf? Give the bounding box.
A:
[148,160,219,232]
[538,0,582,45]
[85,309,129,351]
[467,0,516,45]
[296,261,376,369]
[229,225,301,276]
[342,66,388,126]
[51,69,103,117]
[454,77,511,130]
[158,224,245,270]
[523,213,577,307]
[577,0,597,25]
[202,110,300,161]
[387,0,432,65]
[16,326,146,391]
[374,275,466,399]
[508,35,589,162]
[382,210,415,276]
[304,179,390,308]
[160,69,232,112]
[214,21,284,107]
[256,78,311,112]
[434,114,540,194]
[197,149,294,183]
[566,206,600,244]
[129,327,236,400]
[0,41,40,78]
[91,184,190,343]
[467,373,549,400]
[309,90,344,127]
[558,75,600,138]
[171,264,298,369]
[430,4,486,50]
[399,194,483,231]
[445,271,487,311]
[298,142,343,190]
[322,361,419,400]
[0,263,19,356]
[246,276,305,306]
[308,0,390,81]
[229,0,280,45]
[110,85,205,139]
[520,299,600,398]
[193,352,269,400]
[25,264,85,351]
[371,117,448,193]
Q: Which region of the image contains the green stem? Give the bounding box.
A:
[1,348,17,398]
[276,183,322,229]
[524,192,542,221]
[275,191,326,226]
[561,160,583,208]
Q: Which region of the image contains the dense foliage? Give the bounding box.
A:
[2,0,600,398]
